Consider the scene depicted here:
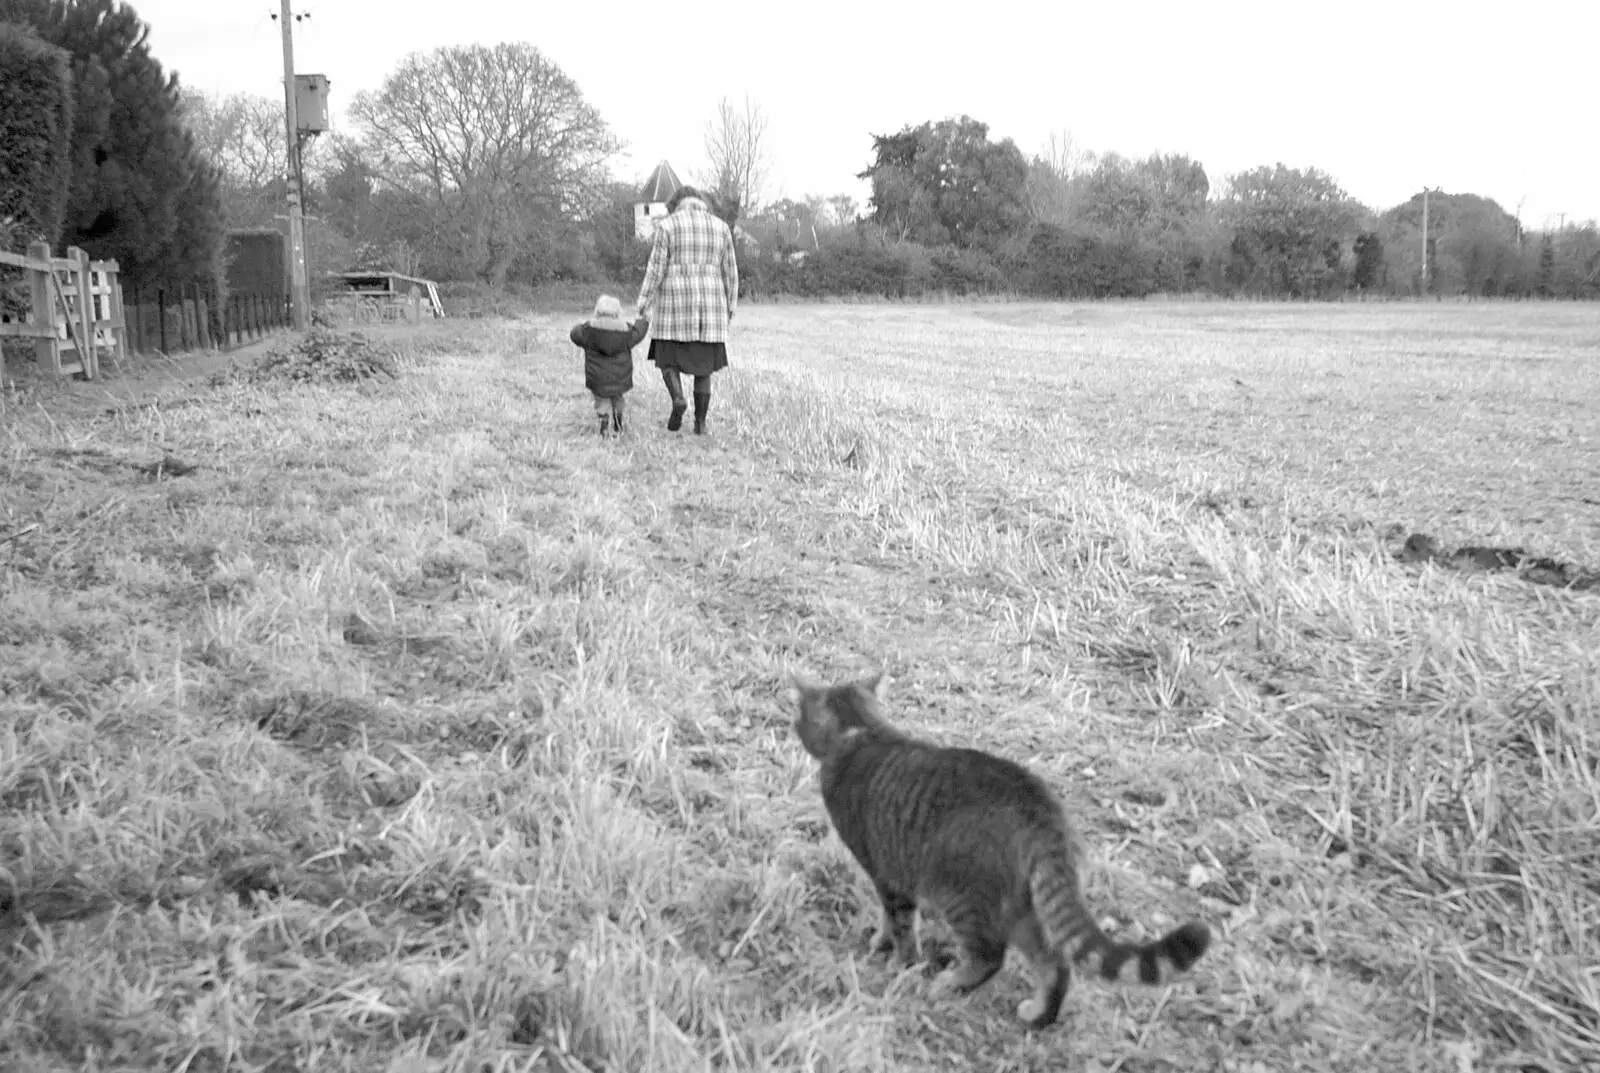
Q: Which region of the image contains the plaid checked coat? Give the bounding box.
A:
[635,197,739,342]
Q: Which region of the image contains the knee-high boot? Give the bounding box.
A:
[692,390,711,435]
[662,369,687,431]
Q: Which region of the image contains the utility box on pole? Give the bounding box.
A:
[294,74,330,133]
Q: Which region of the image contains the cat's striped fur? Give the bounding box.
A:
[792,672,1210,1028]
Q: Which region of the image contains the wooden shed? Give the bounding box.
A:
[331,271,445,321]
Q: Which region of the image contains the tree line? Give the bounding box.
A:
[737,116,1597,302]
[180,44,1600,303]
[309,74,1600,301]
[5,5,1596,307]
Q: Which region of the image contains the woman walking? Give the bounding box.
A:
[635,185,739,435]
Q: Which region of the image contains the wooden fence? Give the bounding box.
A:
[0,242,126,382]
[2,242,291,384]
[122,279,289,356]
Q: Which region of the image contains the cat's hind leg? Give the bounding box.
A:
[1011,912,1070,1028]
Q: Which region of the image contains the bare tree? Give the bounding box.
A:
[1041,128,1094,179]
[1025,128,1094,226]
[180,89,288,226]
[699,95,771,226]
[349,43,620,285]
[826,193,858,228]
[804,194,830,226]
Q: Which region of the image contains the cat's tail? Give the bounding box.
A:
[1029,849,1210,987]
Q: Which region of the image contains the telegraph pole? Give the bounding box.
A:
[278,0,309,330]
[1427,185,1440,294]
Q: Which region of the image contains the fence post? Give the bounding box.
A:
[107,262,127,368]
[26,241,57,373]
[157,288,168,353]
[69,247,96,379]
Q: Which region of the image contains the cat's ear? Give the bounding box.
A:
[789,671,820,699]
[867,671,889,703]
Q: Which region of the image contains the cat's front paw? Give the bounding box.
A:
[929,967,966,998]
[867,925,895,956]
[886,937,922,970]
[1017,997,1058,1027]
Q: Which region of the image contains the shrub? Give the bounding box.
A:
[929,245,1005,294]
[1017,224,1157,299]
[0,22,74,250]
[793,236,938,299]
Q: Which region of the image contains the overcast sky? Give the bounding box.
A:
[132,0,1598,229]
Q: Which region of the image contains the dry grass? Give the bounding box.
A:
[2,300,1597,1072]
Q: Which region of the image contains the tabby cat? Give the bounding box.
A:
[792,672,1210,1029]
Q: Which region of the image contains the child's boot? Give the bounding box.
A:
[693,392,711,435]
[612,411,623,434]
[598,413,612,437]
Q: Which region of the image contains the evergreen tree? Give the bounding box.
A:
[0,21,73,250]
[153,150,225,288]
[860,117,1030,250]
[1352,231,1384,291]
[0,0,224,288]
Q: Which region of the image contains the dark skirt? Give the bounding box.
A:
[649,340,728,376]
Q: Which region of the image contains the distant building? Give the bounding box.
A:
[634,160,682,240]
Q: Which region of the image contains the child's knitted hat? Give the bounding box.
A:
[591,295,626,327]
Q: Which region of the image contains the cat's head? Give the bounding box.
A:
[790,672,889,759]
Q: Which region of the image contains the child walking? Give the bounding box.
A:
[570,295,649,436]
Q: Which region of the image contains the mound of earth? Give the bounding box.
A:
[1395,532,1598,591]
[213,327,400,386]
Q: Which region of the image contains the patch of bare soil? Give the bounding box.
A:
[1395,531,1599,590]
[3,332,291,420]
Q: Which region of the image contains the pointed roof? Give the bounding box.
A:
[638,160,682,203]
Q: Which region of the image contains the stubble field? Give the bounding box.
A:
[2,300,1597,1072]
